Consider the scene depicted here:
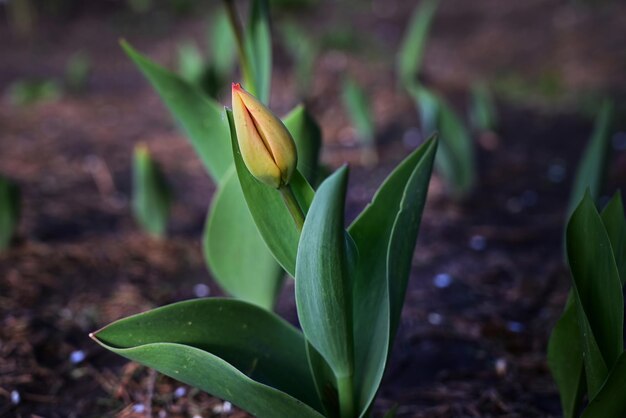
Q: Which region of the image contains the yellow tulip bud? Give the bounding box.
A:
[231,83,297,188]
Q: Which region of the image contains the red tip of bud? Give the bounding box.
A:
[232,82,242,90]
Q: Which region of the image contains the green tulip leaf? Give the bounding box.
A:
[132,146,172,238]
[581,352,626,418]
[121,40,231,182]
[601,191,626,284]
[547,295,586,418]
[283,104,322,184]
[342,76,375,146]
[567,191,623,398]
[397,0,439,87]
[0,176,20,250]
[245,0,272,104]
[567,100,613,218]
[208,7,237,80]
[409,86,474,198]
[226,109,315,277]
[204,167,284,310]
[349,136,437,415]
[469,82,498,132]
[92,298,324,417]
[296,165,355,382]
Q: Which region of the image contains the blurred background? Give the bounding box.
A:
[1,0,625,416]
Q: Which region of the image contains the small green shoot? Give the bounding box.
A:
[0,176,20,250]
[396,0,439,87]
[65,51,92,92]
[567,100,614,217]
[132,144,172,238]
[341,76,378,166]
[6,79,62,106]
[469,81,498,133]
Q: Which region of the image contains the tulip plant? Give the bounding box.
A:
[548,101,622,418]
[120,0,322,310]
[92,83,438,417]
[132,144,172,238]
[548,191,626,418]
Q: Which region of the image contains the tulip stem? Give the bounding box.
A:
[279,185,305,231]
[337,374,355,418]
[223,0,256,96]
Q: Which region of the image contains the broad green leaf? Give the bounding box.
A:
[601,191,626,284]
[245,0,272,104]
[92,298,323,417]
[342,76,375,146]
[0,176,20,250]
[132,145,172,237]
[567,100,613,217]
[547,296,586,418]
[283,104,322,184]
[581,352,626,418]
[567,191,623,397]
[296,165,355,380]
[469,82,497,132]
[349,136,437,415]
[121,40,231,182]
[227,109,315,277]
[397,0,439,87]
[203,167,283,310]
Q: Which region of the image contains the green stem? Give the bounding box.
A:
[223,0,256,95]
[279,185,305,231]
[337,374,354,418]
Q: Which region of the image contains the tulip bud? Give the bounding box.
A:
[231,83,297,188]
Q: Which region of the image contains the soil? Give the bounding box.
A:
[1,0,626,417]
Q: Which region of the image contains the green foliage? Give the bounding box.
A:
[396,0,439,87]
[6,79,62,106]
[65,51,91,92]
[469,82,497,133]
[92,299,324,418]
[295,166,355,416]
[132,145,172,238]
[0,176,20,250]
[107,4,439,414]
[341,76,378,166]
[549,191,626,417]
[96,125,437,417]
[121,40,232,182]
[567,100,614,217]
[204,168,284,310]
[350,136,437,414]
